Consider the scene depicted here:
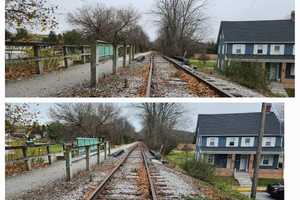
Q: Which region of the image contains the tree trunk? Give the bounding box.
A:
[123,42,126,68]
[90,42,97,87]
[112,44,118,74]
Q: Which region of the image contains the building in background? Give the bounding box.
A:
[217,12,295,89]
[195,112,284,180]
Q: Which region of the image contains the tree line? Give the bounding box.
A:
[6,103,194,154]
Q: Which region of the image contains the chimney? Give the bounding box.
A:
[291,10,295,22]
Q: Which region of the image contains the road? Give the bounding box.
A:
[5,52,150,97]
[5,143,136,200]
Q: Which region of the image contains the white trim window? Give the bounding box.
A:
[253,44,268,55]
[226,137,239,147]
[262,137,276,147]
[260,155,274,166]
[270,44,285,55]
[206,137,219,147]
[232,44,245,55]
[241,137,255,147]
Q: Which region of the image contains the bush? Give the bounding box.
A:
[222,61,269,92]
[182,158,215,183]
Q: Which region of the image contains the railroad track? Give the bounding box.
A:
[86,143,157,200]
[144,53,231,97]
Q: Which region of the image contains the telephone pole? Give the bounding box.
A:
[251,103,270,199]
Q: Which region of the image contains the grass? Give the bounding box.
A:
[189,59,216,71]
[285,88,295,97]
[258,178,284,187]
[166,150,251,200]
[165,150,195,167]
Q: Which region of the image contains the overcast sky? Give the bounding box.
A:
[45,0,295,41]
[6,103,284,132]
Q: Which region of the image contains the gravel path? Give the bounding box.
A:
[5,52,151,97]
[5,143,136,200]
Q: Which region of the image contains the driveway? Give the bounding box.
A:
[5,52,151,97]
[243,192,276,200]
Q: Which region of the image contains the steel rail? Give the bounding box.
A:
[162,55,233,97]
[85,144,138,200]
[142,150,158,200]
[145,55,154,97]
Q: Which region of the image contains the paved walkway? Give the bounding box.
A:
[5,143,135,199]
[242,192,275,200]
[6,52,151,97]
[269,82,288,97]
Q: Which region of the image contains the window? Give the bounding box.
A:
[285,63,295,79]
[206,137,219,147]
[270,44,285,55]
[226,137,239,147]
[241,137,255,147]
[232,44,245,55]
[262,137,276,147]
[260,155,274,166]
[254,44,267,55]
[207,154,214,164]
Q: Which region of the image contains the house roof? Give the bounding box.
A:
[196,112,282,136]
[219,20,295,43]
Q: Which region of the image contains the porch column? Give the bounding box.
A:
[281,63,286,83]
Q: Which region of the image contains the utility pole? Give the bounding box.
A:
[251,103,270,199]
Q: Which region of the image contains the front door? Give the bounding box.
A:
[239,155,248,172]
[268,63,281,81]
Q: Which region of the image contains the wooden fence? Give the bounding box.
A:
[5,140,111,181]
[5,41,91,75]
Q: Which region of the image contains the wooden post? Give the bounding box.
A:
[108,141,111,155]
[85,146,90,171]
[97,143,101,165]
[81,46,86,63]
[112,44,118,74]
[129,45,133,63]
[33,45,43,74]
[65,145,72,181]
[90,43,97,87]
[22,146,31,171]
[104,142,107,160]
[63,46,69,68]
[46,145,52,165]
[123,42,127,68]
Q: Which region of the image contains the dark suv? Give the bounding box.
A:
[267,183,284,200]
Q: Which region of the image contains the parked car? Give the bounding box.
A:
[267,183,284,200]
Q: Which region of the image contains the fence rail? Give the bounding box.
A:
[5,140,112,181]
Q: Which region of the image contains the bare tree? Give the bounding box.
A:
[49,103,119,138]
[136,103,184,154]
[152,0,207,56]
[68,4,140,78]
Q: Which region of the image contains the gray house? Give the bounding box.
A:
[217,14,295,89]
[195,112,284,179]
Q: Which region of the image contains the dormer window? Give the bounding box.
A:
[207,137,218,147]
[270,44,284,55]
[254,44,267,55]
[226,137,239,147]
[232,44,245,55]
[262,137,276,147]
[241,137,255,147]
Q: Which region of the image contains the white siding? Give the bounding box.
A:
[241,137,255,147]
[206,137,219,147]
[253,44,268,55]
[225,137,239,147]
[232,44,246,54]
[262,137,276,147]
[270,44,285,55]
